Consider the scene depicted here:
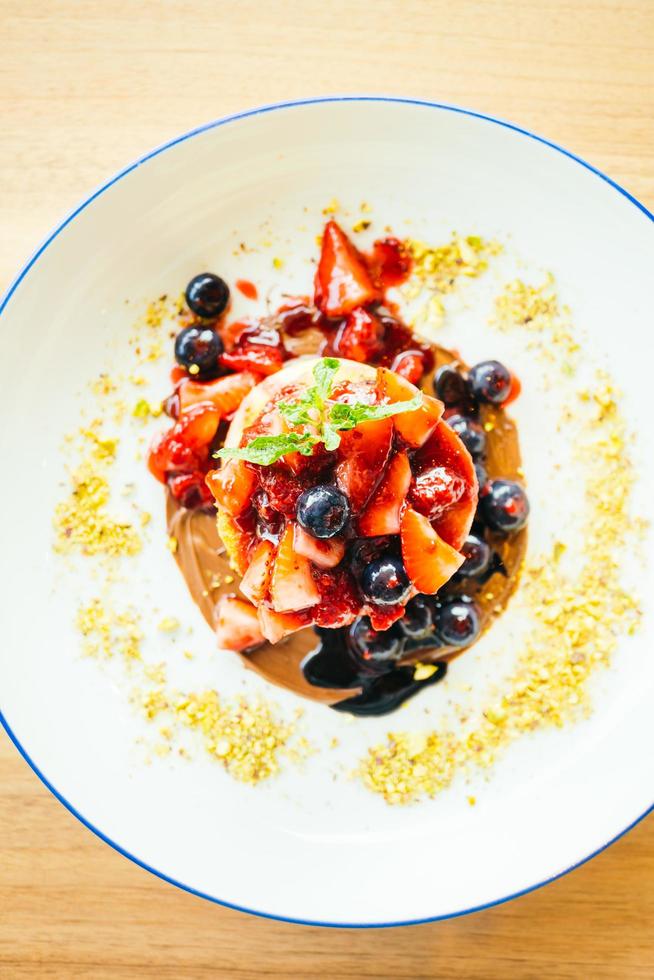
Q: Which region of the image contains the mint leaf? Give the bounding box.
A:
[216,432,317,466]
[277,399,313,426]
[216,360,423,468]
[322,421,342,451]
[312,357,340,406]
[329,393,422,430]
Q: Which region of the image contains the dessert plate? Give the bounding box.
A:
[1,97,653,926]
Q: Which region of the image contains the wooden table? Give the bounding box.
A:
[2,1,653,975]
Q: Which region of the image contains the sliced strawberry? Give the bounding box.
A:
[409,466,466,520]
[415,420,478,549]
[148,403,220,482]
[178,371,257,416]
[314,220,380,316]
[378,367,444,448]
[293,524,345,569]
[335,307,384,362]
[206,459,256,516]
[215,596,264,651]
[239,539,275,604]
[335,416,393,514]
[270,525,320,612]
[400,507,465,594]
[358,451,411,536]
[258,606,309,644]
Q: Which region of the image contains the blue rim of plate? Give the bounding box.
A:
[1,95,653,929]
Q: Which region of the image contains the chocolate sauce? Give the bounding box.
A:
[301,626,447,716]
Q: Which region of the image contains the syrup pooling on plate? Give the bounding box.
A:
[150,221,529,714]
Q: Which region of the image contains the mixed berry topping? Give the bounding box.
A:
[149,219,530,716]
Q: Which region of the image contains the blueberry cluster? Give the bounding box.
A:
[435,360,530,535]
[347,593,481,671]
[172,273,231,381]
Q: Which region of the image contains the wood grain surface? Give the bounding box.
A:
[1,1,653,976]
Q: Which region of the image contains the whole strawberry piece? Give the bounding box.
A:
[314,220,380,317]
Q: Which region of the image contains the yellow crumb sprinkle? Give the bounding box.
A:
[139,690,308,784]
[76,598,142,661]
[413,663,438,681]
[352,219,371,233]
[158,616,180,633]
[403,234,500,332]
[54,464,141,557]
[132,398,162,420]
[322,197,340,215]
[166,535,178,554]
[272,257,284,270]
[490,275,579,365]
[360,201,372,213]
[91,374,118,397]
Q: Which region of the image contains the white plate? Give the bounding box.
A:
[1,97,653,927]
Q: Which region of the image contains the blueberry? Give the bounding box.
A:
[458,534,491,578]
[174,325,223,379]
[474,461,488,489]
[348,537,392,579]
[433,365,469,406]
[360,555,412,607]
[185,273,230,319]
[468,360,512,405]
[349,617,404,666]
[436,597,481,647]
[446,414,486,458]
[479,479,530,533]
[398,596,434,639]
[296,485,350,539]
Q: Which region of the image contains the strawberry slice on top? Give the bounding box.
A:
[414,419,478,550]
[400,506,465,595]
[358,451,411,536]
[314,220,380,317]
[335,415,393,514]
[377,367,443,447]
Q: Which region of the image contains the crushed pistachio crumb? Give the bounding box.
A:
[403,234,501,331]
[139,689,309,784]
[132,398,162,420]
[322,197,340,215]
[158,616,180,633]
[490,275,579,366]
[77,598,142,661]
[54,451,141,558]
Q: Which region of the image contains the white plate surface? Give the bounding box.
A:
[1,98,653,926]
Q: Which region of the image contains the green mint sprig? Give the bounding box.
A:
[216,357,421,466]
